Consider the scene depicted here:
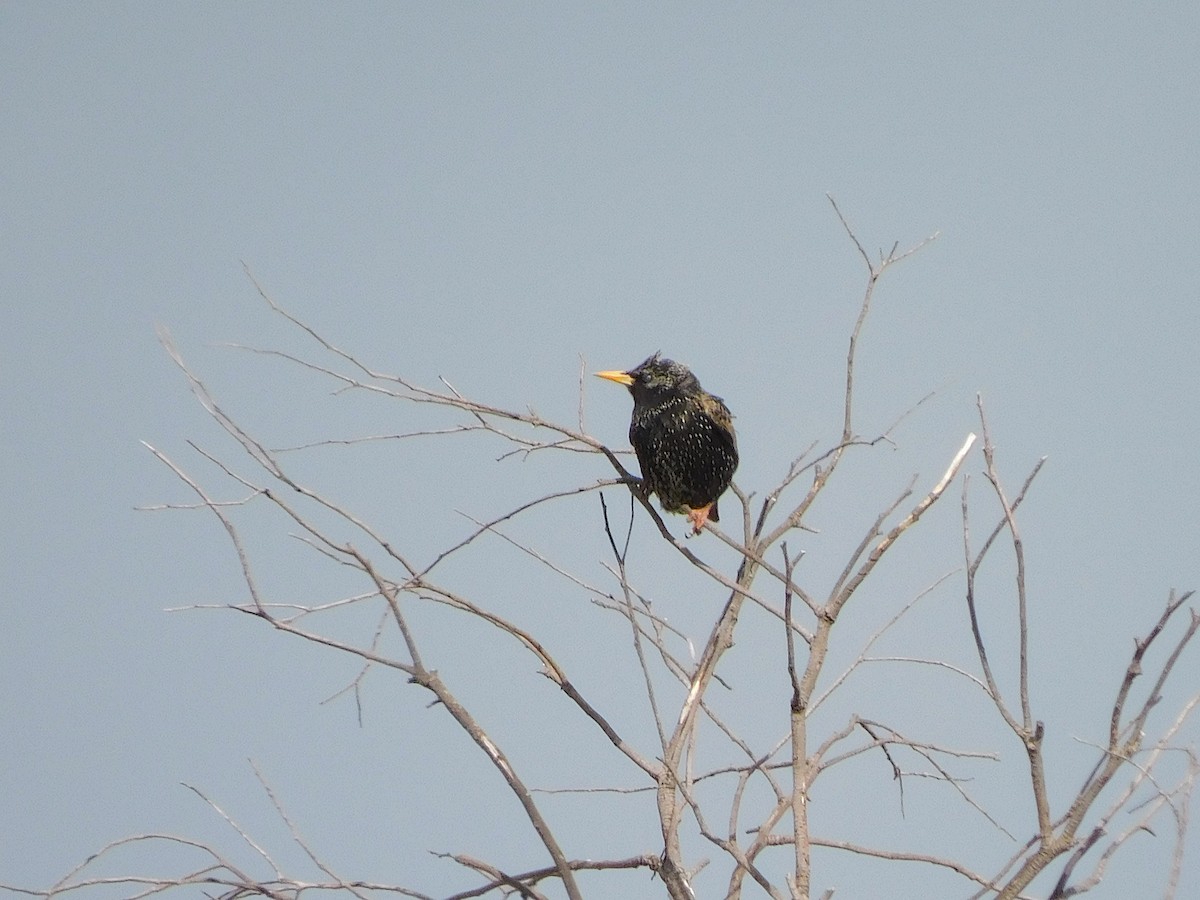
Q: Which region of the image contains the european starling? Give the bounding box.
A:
[595,353,738,534]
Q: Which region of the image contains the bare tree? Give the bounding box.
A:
[6,202,1196,900]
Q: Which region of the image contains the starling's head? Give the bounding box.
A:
[595,352,702,406]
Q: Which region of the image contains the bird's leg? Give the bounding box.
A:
[686,503,715,535]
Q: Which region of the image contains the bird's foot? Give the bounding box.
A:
[686,504,715,536]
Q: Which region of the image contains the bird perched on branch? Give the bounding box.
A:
[595,353,738,535]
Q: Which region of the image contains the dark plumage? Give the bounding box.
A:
[595,353,738,534]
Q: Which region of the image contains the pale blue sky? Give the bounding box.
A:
[2,4,1198,898]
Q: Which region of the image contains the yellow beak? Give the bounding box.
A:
[594,369,634,386]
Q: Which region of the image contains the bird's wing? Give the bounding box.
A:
[698,393,737,453]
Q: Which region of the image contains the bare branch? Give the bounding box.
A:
[56,238,1187,900]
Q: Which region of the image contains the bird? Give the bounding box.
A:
[595,353,738,535]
